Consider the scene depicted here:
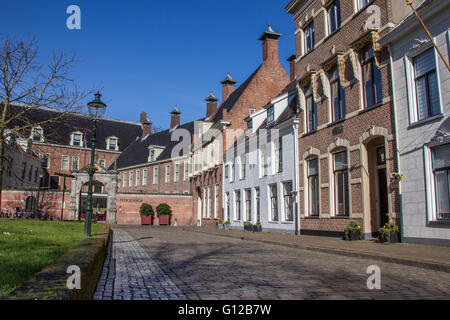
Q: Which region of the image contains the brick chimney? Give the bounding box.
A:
[258,24,282,64]
[287,55,296,81]
[205,91,219,119]
[170,106,181,129]
[220,72,237,102]
[140,112,152,137]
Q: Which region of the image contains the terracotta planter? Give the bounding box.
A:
[141,215,153,225]
[158,214,171,225]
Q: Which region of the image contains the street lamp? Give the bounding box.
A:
[84,91,106,237]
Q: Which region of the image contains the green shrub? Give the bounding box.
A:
[156,203,172,217]
[139,203,154,216]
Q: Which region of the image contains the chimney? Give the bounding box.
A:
[170,106,181,129]
[140,112,152,137]
[220,72,237,102]
[258,24,282,64]
[205,91,219,119]
[287,55,296,81]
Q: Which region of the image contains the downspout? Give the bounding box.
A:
[293,119,300,235]
[387,44,404,241]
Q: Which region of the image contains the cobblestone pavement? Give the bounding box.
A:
[96,226,450,300]
[93,228,186,300]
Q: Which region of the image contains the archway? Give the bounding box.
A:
[78,181,108,221]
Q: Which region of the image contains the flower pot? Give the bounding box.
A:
[217,223,223,229]
[252,225,262,232]
[141,215,153,225]
[345,229,361,241]
[223,224,230,230]
[158,214,171,226]
[379,230,400,243]
[244,225,252,231]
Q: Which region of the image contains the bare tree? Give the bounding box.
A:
[0,36,88,209]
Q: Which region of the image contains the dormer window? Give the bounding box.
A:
[71,132,83,146]
[267,106,274,124]
[148,145,165,162]
[247,119,253,129]
[31,127,44,142]
[107,137,119,151]
[150,149,155,161]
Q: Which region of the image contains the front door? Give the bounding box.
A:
[378,168,389,227]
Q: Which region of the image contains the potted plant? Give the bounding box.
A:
[379,220,400,243]
[156,203,172,226]
[244,221,253,231]
[140,203,154,225]
[217,219,224,229]
[223,220,231,230]
[344,220,362,241]
[252,221,262,232]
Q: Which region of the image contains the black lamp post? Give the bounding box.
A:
[84,91,106,237]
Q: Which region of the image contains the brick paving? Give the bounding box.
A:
[95,226,450,300]
[93,228,186,300]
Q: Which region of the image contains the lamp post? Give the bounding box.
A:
[84,91,106,237]
[34,173,43,219]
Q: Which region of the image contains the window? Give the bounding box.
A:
[308,158,320,216]
[275,137,283,173]
[247,119,253,129]
[304,22,315,54]
[305,84,317,131]
[214,184,220,218]
[165,165,171,183]
[413,48,440,121]
[31,127,43,142]
[108,137,118,151]
[360,44,382,108]
[260,146,267,177]
[240,155,246,179]
[283,182,293,221]
[143,169,147,186]
[42,154,50,169]
[330,66,346,122]
[49,176,59,189]
[72,156,79,171]
[225,192,230,221]
[207,186,212,218]
[184,162,189,180]
[135,170,140,186]
[129,171,133,187]
[153,167,158,184]
[61,155,69,171]
[123,172,127,188]
[6,156,12,176]
[334,150,349,216]
[174,164,180,182]
[231,162,235,182]
[99,159,106,168]
[270,184,279,221]
[235,190,241,220]
[203,188,207,218]
[255,188,261,222]
[249,107,256,114]
[327,0,341,35]
[267,106,275,123]
[245,189,252,222]
[72,132,82,146]
[225,164,229,180]
[149,149,155,161]
[28,165,33,181]
[357,0,372,11]
[34,168,38,183]
[432,144,450,220]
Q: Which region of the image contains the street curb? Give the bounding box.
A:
[181,227,450,274]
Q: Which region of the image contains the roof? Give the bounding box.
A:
[113,120,198,169]
[5,104,142,151]
[211,65,262,123]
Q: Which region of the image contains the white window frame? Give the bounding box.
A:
[135,170,140,187]
[214,184,220,219]
[153,167,158,184]
[107,136,119,151]
[123,172,127,188]
[31,126,44,143]
[61,155,69,171]
[129,171,133,187]
[143,169,147,186]
[71,156,79,171]
[165,165,171,183]
[71,132,83,147]
[404,41,442,124]
[174,163,180,182]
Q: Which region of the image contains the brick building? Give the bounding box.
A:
[285,0,419,238]
[190,25,290,226]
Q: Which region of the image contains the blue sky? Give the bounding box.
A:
[0,0,295,129]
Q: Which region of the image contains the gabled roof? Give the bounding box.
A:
[210,65,262,123]
[5,104,142,151]
[113,120,198,169]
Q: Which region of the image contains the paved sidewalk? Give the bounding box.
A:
[93,228,186,300]
[182,226,450,273]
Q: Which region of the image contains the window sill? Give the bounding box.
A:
[427,220,450,227]
[358,102,384,116]
[281,221,294,224]
[331,215,350,219]
[301,129,318,138]
[327,118,346,128]
[408,113,444,130]
[304,216,320,219]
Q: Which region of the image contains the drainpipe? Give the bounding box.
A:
[387,44,403,242]
[293,119,300,235]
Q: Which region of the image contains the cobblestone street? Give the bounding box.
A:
[94,226,450,300]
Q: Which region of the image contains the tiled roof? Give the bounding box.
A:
[5,104,142,151]
[113,120,198,169]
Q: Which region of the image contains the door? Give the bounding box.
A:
[378,168,388,227]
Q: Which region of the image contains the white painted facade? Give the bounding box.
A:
[222,89,300,233]
[381,0,450,245]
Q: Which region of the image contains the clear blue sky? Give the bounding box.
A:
[0,0,295,130]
